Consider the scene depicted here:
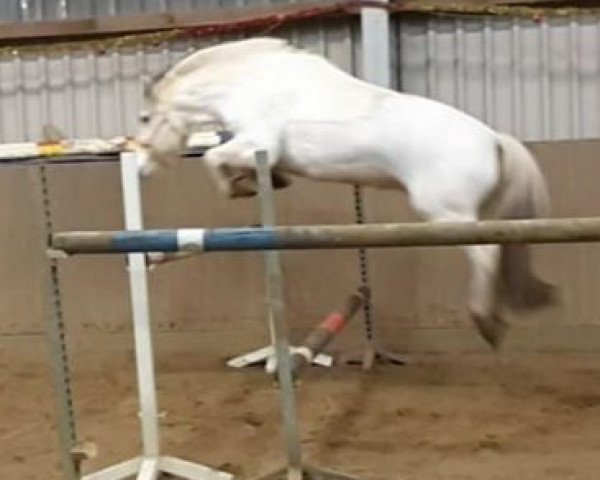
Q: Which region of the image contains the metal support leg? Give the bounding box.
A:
[226,345,332,372]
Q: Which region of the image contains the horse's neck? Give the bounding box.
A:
[166,51,429,129]
[153,38,291,99]
[169,38,289,77]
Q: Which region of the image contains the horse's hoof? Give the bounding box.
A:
[271,171,292,190]
[508,278,558,311]
[228,189,257,199]
[471,313,508,350]
[229,174,258,198]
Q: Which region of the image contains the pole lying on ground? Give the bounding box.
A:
[52,217,600,255]
[290,287,369,379]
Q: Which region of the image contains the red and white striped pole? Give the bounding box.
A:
[289,286,370,378]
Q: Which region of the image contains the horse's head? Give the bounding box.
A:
[136,71,228,177]
[135,38,295,177]
[135,110,187,176]
[134,74,190,176]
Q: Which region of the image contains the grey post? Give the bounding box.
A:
[255,151,303,480]
[37,162,80,480]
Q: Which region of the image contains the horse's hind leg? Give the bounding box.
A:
[408,185,507,348]
[466,244,507,349]
[415,214,507,348]
[500,243,556,311]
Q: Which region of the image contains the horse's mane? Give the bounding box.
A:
[147,37,296,98]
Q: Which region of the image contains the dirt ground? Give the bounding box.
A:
[2,336,600,480]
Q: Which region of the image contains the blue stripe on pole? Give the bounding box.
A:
[203,228,279,251]
[112,231,179,252]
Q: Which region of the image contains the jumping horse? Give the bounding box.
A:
[135,37,555,348]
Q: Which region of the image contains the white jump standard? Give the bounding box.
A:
[74,153,233,480]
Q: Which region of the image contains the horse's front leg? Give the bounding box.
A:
[203,141,255,197]
[203,137,286,198]
[465,244,507,349]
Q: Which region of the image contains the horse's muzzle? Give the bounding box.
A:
[138,159,158,178]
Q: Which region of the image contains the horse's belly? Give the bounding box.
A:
[285,162,400,189]
[281,118,400,189]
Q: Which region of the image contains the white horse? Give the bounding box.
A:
[135,37,555,349]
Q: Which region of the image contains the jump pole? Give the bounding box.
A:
[52,217,600,254]
[289,287,369,380]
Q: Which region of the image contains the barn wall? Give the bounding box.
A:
[0,5,599,142]
[0,13,360,142]
[0,0,321,22]
[396,15,600,141]
[3,140,600,353]
[2,3,600,353]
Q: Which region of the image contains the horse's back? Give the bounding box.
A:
[162,37,502,198]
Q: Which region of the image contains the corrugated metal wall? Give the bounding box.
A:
[0,21,359,142]
[0,0,359,141]
[396,15,600,141]
[0,2,599,142]
[0,0,319,22]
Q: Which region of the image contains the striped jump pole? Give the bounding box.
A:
[52,217,600,254]
[289,287,370,379]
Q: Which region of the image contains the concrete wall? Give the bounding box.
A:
[3,140,600,353]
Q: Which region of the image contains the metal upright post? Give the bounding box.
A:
[254,152,360,480]
[38,160,81,480]
[255,151,303,480]
[346,0,407,369]
[360,0,392,89]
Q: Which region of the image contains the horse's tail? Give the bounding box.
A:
[493,133,549,220]
[492,132,556,310]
